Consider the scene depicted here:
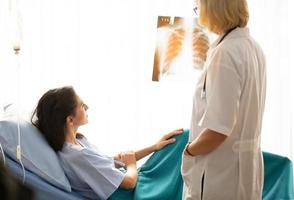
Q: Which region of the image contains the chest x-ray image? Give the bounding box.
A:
[152,16,210,82]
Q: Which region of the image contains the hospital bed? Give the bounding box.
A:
[6,154,83,200]
[4,130,294,200]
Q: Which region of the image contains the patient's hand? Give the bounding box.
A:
[132,128,183,161]
[154,128,184,151]
[119,151,137,166]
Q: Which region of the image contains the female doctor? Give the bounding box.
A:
[181,0,266,199]
[31,86,183,200]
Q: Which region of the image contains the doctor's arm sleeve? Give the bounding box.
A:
[198,58,242,136]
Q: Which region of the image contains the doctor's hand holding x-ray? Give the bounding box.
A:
[181,0,267,199]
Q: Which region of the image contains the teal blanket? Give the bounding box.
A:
[109,130,294,200]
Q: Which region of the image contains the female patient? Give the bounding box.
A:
[31,86,183,200]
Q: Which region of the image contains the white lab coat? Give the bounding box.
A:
[181,27,266,200]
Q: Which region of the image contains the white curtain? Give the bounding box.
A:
[247,0,294,160]
[0,0,293,160]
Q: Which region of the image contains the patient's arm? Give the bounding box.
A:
[118,129,183,189]
[184,128,227,156]
[134,128,183,161]
[119,151,138,189]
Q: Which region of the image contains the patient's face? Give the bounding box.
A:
[72,95,88,126]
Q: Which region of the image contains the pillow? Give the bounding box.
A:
[0,117,71,192]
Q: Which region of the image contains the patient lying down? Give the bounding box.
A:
[31,86,183,200]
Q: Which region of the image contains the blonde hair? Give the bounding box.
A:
[198,0,249,34]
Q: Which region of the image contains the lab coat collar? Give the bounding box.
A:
[211,27,250,48]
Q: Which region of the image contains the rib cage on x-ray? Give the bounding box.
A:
[162,28,186,74]
[192,28,209,67]
[161,27,209,74]
[153,18,209,82]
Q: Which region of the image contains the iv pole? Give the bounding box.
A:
[10,0,26,184]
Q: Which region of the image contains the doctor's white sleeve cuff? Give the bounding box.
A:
[198,119,233,136]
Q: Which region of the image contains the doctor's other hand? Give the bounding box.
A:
[154,128,184,151]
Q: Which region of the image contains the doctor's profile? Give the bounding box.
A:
[30,86,183,200]
[181,0,266,199]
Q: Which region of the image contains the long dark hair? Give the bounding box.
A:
[31,86,77,151]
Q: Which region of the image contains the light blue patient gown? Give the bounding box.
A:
[58,137,125,200]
